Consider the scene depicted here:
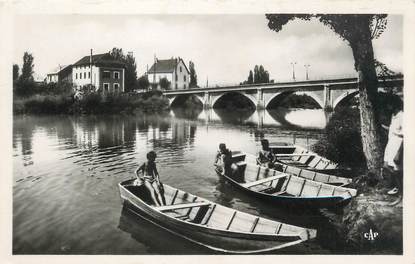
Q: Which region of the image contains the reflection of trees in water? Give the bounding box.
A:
[95,117,125,149]
[14,115,76,157]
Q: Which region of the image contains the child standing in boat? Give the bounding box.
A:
[135,151,166,206]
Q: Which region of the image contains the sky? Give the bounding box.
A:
[13,14,403,85]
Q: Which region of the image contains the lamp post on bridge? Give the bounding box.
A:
[290,62,297,81]
[304,64,311,80]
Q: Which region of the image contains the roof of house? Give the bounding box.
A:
[148,57,189,74]
[73,53,125,68]
[47,64,71,75]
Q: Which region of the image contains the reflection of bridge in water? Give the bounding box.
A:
[171,108,329,130]
[165,75,403,110]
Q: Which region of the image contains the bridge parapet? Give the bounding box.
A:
[163,75,403,110]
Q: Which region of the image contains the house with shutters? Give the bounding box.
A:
[72,52,126,94]
[147,57,190,90]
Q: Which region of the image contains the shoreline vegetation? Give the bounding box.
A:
[13,90,170,115]
[311,102,402,254]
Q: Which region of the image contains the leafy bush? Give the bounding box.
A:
[312,107,366,167]
[13,91,170,115]
[14,94,74,114]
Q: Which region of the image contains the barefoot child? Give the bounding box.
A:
[135,151,166,206]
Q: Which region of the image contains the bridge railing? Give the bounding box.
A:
[162,74,403,93]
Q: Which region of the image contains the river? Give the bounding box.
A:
[13,108,340,254]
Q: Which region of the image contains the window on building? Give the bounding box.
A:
[103,83,109,92]
[114,71,120,79]
[184,75,186,82]
[113,83,120,93]
[88,72,91,78]
[75,73,78,79]
[184,84,187,89]
[84,72,86,79]
[80,72,82,79]
[103,71,111,79]
[180,66,182,73]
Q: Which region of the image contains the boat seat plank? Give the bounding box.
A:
[275,154,315,157]
[236,161,247,166]
[242,173,289,188]
[232,153,246,159]
[155,201,211,212]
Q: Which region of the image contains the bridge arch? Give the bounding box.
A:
[169,94,205,108]
[265,91,324,109]
[211,92,257,109]
[333,90,359,110]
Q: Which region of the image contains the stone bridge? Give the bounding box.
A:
[163,75,403,110]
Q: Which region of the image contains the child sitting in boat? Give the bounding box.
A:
[214,143,234,176]
[257,139,277,168]
[135,151,166,206]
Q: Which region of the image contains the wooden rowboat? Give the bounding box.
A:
[238,152,352,186]
[267,143,339,171]
[119,179,316,254]
[215,159,357,209]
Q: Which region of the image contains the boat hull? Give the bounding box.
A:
[119,180,312,254]
[243,152,352,186]
[216,169,354,209]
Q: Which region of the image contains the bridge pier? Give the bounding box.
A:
[256,89,265,110]
[323,84,332,110]
[203,92,211,109]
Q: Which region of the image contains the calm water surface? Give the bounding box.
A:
[13,108,340,254]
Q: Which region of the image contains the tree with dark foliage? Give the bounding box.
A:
[159,77,171,90]
[21,52,34,82]
[189,61,198,88]
[110,47,138,92]
[243,65,270,84]
[13,64,19,81]
[247,70,253,84]
[137,75,150,91]
[265,14,388,177]
[14,52,36,97]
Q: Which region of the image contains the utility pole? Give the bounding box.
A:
[290,62,297,81]
[206,76,209,88]
[304,64,310,80]
[90,49,93,90]
[153,54,157,90]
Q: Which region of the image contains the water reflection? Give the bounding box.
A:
[176,107,329,130]
[13,108,329,254]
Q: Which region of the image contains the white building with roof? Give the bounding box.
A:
[72,52,126,94]
[147,57,190,90]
